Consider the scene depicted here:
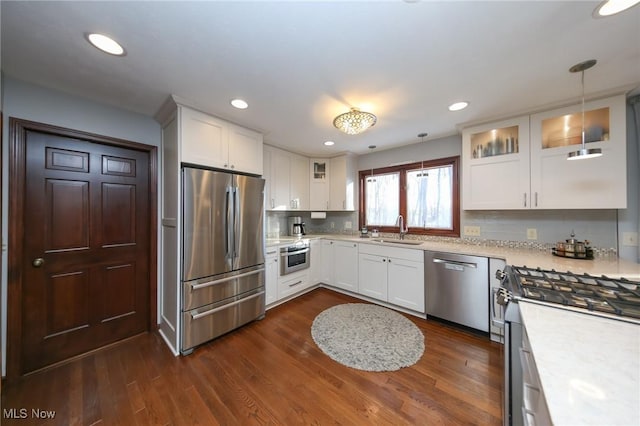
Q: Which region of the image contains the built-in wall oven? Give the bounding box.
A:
[280,240,310,275]
[494,265,640,426]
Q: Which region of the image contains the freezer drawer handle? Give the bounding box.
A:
[191,291,265,320]
[432,258,477,269]
[189,268,265,290]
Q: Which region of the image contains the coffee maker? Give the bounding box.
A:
[287,216,306,237]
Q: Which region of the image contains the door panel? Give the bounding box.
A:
[45,179,90,251]
[19,129,150,374]
[101,183,136,246]
[45,270,90,337]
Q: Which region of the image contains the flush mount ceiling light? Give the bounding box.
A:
[593,0,640,17]
[86,33,126,56]
[333,107,377,135]
[448,101,469,111]
[567,59,603,161]
[230,99,249,109]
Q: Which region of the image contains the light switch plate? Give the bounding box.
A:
[527,228,538,240]
[464,226,481,236]
[622,232,638,246]
[344,221,352,229]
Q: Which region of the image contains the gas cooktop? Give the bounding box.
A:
[504,265,640,323]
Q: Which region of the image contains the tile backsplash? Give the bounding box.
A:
[266,209,619,254]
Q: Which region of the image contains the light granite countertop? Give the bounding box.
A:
[268,234,640,279]
[519,302,640,426]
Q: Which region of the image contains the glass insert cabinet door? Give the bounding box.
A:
[540,107,609,149]
[311,159,327,181]
[470,125,520,159]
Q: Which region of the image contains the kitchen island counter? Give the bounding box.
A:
[519,301,640,426]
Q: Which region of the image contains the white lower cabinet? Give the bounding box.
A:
[320,240,335,285]
[265,248,279,307]
[277,270,309,300]
[387,257,424,312]
[358,243,425,313]
[332,241,359,292]
[358,254,388,300]
[521,328,552,426]
[309,239,323,285]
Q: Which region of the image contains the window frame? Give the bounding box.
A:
[358,156,460,237]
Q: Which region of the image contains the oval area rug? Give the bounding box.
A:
[311,303,425,372]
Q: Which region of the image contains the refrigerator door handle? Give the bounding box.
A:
[234,186,241,259]
[225,186,233,260]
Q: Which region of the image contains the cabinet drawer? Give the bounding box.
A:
[278,271,309,299]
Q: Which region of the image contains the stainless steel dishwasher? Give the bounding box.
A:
[424,251,489,332]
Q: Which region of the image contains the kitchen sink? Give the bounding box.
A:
[371,238,423,246]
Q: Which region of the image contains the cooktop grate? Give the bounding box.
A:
[509,266,640,320]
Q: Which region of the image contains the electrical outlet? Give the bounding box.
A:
[464,226,481,236]
[527,228,538,240]
[344,221,352,229]
[622,232,638,247]
[330,222,335,229]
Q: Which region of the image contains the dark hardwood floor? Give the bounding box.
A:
[2,288,503,425]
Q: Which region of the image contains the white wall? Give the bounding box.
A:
[357,119,639,262]
[0,76,162,376]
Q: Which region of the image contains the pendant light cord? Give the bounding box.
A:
[581,70,586,147]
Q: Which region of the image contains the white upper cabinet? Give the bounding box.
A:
[264,145,309,210]
[529,94,626,209]
[180,105,263,175]
[309,155,357,211]
[462,116,531,210]
[329,154,357,211]
[462,94,627,210]
[309,158,330,210]
[228,124,263,175]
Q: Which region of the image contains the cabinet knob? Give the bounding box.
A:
[224,163,228,168]
[383,258,386,262]
[32,257,45,268]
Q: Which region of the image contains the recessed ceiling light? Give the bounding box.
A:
[324,141,335,146]
[86,33,125,56]
[593,0,640,17]
[448,101,469,111]
[230,99,249,109]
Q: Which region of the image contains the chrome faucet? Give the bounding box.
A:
[396,215,408,240]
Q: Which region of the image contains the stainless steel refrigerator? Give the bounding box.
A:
[181,166,265,354]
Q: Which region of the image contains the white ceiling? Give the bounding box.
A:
[2,1,639,156]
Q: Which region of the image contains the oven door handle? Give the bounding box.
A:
[491,287,505,328]
[280,248,309,257]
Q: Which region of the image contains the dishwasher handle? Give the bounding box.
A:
[432,257,477,269]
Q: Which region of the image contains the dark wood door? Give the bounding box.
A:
[19,129,150,374]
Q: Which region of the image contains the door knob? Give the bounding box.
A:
[32,258,45,268]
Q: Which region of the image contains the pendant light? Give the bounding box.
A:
[416,133,429,177]
[367,145,376,183]
[567,59,603,160]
